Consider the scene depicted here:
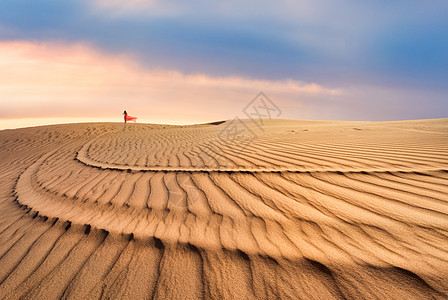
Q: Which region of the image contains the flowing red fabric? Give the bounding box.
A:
[124,114,137,122]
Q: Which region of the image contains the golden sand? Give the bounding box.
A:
[0,118,447,299]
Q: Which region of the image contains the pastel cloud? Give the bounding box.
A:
[1,0,447,91]
[0,40,340,124]
[0,0,446,130]
[91,0,155,15]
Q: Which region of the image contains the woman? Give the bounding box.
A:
[123,110,137,124]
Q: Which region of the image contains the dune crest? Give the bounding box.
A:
[1,119,448,299]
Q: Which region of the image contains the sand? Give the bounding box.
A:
[0,118,447,299]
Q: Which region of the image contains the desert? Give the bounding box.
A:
[0,118,447,299]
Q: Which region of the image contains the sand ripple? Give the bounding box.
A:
[1,119,448,299]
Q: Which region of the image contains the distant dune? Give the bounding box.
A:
[0,118,447,299]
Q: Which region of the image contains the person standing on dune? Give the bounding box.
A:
[123,110,137,124]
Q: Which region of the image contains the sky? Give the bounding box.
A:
[0,0,447,128]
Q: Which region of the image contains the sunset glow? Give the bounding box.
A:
[1,0,447,128]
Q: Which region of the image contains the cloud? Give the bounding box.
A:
[1,0,447,90]
[2,40,446,127]
[91,0,155,15]
[0,40,341,124]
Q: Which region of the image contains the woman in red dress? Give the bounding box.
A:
[123,110,137,124]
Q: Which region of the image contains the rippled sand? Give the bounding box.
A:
[0,118,447,299]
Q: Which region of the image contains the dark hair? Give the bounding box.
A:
[123,110,127,114]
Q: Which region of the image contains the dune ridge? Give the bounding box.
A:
[0,119,447,299]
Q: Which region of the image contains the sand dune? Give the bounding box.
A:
[0,119,447,299]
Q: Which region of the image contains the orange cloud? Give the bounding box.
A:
[0,40,341,127]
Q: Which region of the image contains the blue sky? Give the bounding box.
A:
[0,0,447,125]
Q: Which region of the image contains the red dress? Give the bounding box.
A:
[124,113,137,123]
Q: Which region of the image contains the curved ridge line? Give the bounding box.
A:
[13,150,302,259]
[76,133,448,174]
[76,150,448,174]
